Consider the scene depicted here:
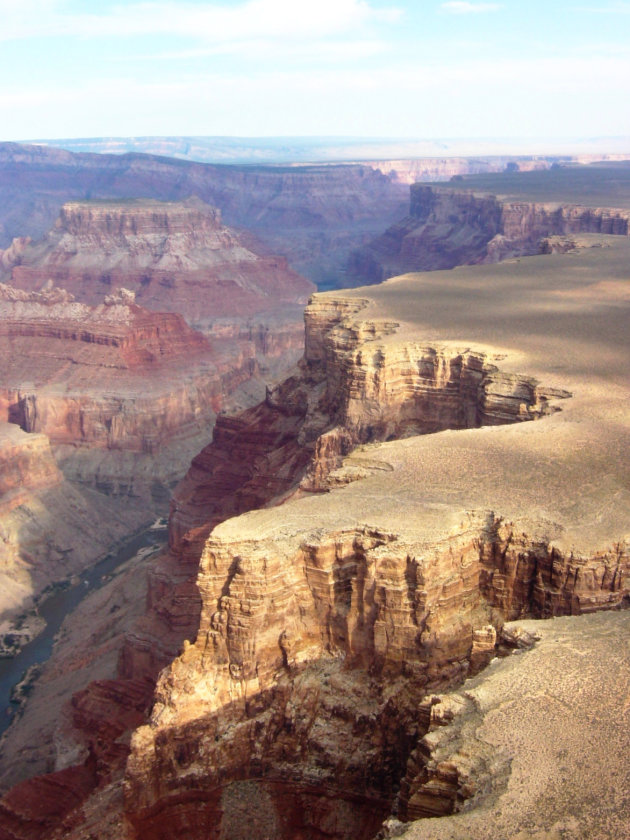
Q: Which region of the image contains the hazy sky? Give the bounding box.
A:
[1,0,629,141]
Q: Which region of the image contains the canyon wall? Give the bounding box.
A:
[348,183,630,283]
[7,198,314,328]
[0,144,408,288]
[0,284,259,493]
[119,290,627,840]
[0,421,154,640]
[0,233,629,836]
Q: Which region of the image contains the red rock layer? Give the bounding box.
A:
[8,198,314,323]
[0,284,257,457]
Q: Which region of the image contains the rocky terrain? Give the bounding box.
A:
[0,228,627,838]
[119,241,629,840]
[0,143,409,288]
[0,282,259,491]
[0,421,151,647]
[348,163,630,283]
[0,194,314,627]
[4,198,313,330]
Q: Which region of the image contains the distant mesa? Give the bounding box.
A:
[3,197,315,329]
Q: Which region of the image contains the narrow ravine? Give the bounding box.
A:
[0,523,167,737]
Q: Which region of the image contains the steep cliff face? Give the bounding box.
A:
[8,198,314,327]
[118,292,628,840]
[124,513,627,840]
[0,283,261,496]
[0,144,408,289]
[348,183,630,283]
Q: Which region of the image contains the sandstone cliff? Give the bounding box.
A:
[348,175,630,283]
[1,238,629,839]
[120,266,628,839]
[8,198,314,328]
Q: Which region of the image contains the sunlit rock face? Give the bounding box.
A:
[121,290,626,840]
[348,182,630,283]
[7,198,314,328]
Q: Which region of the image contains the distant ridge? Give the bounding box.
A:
[25,135,630,165]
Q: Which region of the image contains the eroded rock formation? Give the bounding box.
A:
[7,198,314,329]
[0,283,260,495]
[349,181,630,283]
[0,144,408,289]
[1,213,629,840]
[119,284,626,839]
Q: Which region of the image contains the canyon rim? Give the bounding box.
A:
[0,149,627,840]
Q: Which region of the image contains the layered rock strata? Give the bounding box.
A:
[349,178,630,283]
[7,198,314,328]
[0,284,259,496]
[120,241,630,840]
[0,144,408,289]
[2,237,630,839]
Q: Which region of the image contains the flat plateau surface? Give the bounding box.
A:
[400,610,630,840]
[215,235,630,555]
[433,162,630,208]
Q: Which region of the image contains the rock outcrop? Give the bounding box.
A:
[7,198,314,329]
[120,276,628,839]
[390,610,630,840]
[348,177,630,283]
[0,283,259,496]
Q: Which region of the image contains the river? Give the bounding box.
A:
[0,523,167,736]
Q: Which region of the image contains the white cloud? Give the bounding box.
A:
[0,0,402,42]
[441,2,503,13]
[139,38,388,63]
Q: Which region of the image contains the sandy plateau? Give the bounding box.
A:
[119,236,628,838]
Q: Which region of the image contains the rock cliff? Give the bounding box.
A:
[120,269,628,839]
[0,144,408,289]
[0,283,259,496]
[8,198,314,328]
[1,227,629,840]
[348,177,630,283]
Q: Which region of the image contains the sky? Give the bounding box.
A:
[1,0,630,143]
